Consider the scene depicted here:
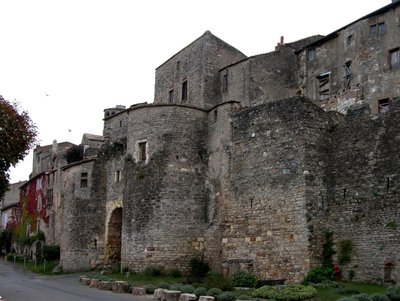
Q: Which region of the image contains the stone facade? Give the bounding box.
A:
[12,1,400,284]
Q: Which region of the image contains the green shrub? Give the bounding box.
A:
[144,265,162,276]
[158,283,170,289]
[302,266,335,284]
[0,228,12,255]
[190,255,209,277]
[322,231,335,267]
[338,240,353,265]
[43,245,60,260]
[204,271,233,290]
[236,295,251,300]
[337,298,357,301]
[170,284,184,291]
[310,279,338,288]
[370,293,390,301]
[217,292,236,301]
[193,287,208,297]
[207,288,223,297]
[251,285,317,301]
[144,284,156,294]
[336,288,361,295]
[352,294,372,301]
[386,285,400,301]
[168,268,182,278]
[181,285,195,293]
[230,271,257,288]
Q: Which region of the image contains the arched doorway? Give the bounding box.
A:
[107,207,122,263]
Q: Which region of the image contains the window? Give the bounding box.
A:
[222,71,228,93]
[370,16,385,36]
[378,98,390,114]
[316,71,331,95]
[213,109,218,123]
[80,172,88,188]
[119,120,122,127]
[138,141,147,162]
[115,170,122,182]
[169,89,174,103]
[390,48,400,70]
[344,61,352,89]
[182,80,188,102]
[307,48,316,61]
[347,35,353,46]
[176,61,180,70]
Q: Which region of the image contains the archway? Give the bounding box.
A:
[107,207,122,263]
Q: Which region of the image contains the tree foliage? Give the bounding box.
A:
[64,144,83,164]
[0,96,37,199]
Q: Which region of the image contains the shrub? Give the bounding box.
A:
[310,280,338,289]
[338,240,353,265]
[230,271,257,288]
[0,228,12,255]
[370,293,390,301]
[193,287,208,297]
[251,285,317,301]
[322,231,335,267]
[336,288,361,295]
[144,284,156,294]
[207,288,223,297]
[144,265,162,276]
[190,255,209,277]
[170,284,184,291]
[386,285,400,301]
[181,285,195,293]
[168,268,182,278]
[217,292,236,301]
[337,298,357,301]
[158,283,170,289]
[302,266,335,284]
[236,295,251,300]
[204,271,233,290]
[352,294,372,301]
[43,245,60,260]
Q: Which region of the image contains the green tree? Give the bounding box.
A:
[0,96,37,199]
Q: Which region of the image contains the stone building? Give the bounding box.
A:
[13,0,400,284]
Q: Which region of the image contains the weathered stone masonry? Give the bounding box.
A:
[49,1,400,284]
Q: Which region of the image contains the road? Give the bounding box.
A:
[0,258,145,301]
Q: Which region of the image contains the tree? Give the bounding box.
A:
[0,96,37,199]
[64,144,84,164]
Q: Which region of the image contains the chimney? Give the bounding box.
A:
[52,139,58,153]
[280,36,284,45]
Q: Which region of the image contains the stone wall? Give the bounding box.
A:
[121,104,208,273]
[309,98,400,283]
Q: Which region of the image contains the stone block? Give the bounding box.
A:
[162,290,181,301]
[133,287,147,295]
[89,279,100,288]
[179,293,197,301]
[80,277,91,285]
[97,281,113,290]
[198,297,215,301]
[154,288,165,300]
[112,281,129,293]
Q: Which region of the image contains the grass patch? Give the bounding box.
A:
[13,259,59,275]
[86,272,185,286]
[315,282,386,301]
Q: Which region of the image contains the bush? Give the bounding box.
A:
[0,228,12,255]
[181,285,195,293]
[386,285,400,301]
[230,271,257,288]
[170,283,184,291]
[204,271,233,290]
[190,255,209,277]
[143,265,162,276]
[302,266,335,284]
[207,288,223,297]
[251,285,317,301]
[236,295,251,300]
[217,292,236,301]
[310,280,338,289]
[352,294,372,301]
[370,294,390,301]
[336,288,361,295]
[168,268,182,278]
[144,284,156,294]
[43,245,60,260]
[193,287,208,297]
[337,298,357,301]
[158,283,170,289]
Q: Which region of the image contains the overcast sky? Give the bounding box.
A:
[1,0,390,183]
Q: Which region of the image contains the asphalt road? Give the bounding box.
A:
[0,258,145,301]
